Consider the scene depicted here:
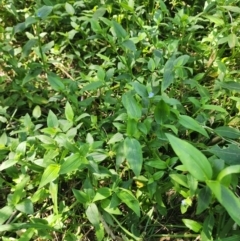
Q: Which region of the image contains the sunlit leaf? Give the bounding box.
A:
[39,164,60,189]
[166,134,212,181]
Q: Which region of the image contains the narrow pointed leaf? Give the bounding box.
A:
[179,115,209,138]
[166,134,212,181]
[122,92,141,120]
[39,164,60,189]
[65,101,74,122]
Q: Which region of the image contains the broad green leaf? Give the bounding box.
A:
[162,56,175,92]
[116,188,140,216]
[121,39,136,52]
[222,6,240,13]
[47,110,58,128]
[81,81,104,93]
[59,153,83,175]
[132,81,148,97]
[208,144,240,165]
[228,33,238,48]
[201,214,215,241]
[72,189,89,204]
[202,105,227,113]
[218,81,240,92]
[101,194,122,215]
[90,19,102,33]
[182,219,202,233]
[11,176,30,205]
[145,160,167,169]
[126,118,138,137]
[92,7,106,19]
[217,165,240,182]
[170,174,188,188]
[122,92,142,120]
[93,188,112,202]
[0,159,18,171]
[32,105,41,119]
[166,134,212,181]
[21,39,38,59]
[15,199,34,214]
[107,133,124,144]
[154,100,170,125]
[214,126,240,139]
[65,2,75,15]
[204,15,224,26]
[0,206,14,225]
[18,228,35,241]
[47,72,64,91]
[49,181,58,214]
[148,58,155,71]
[112,21,127,39]
[86,203,99,227]
[179,115,209,138]
[207,180,240,225]
[65,101,74,122]
[39,164,60,189]
[174,55,190,66]
[196,186,212,214]
[124,137,143,176]
[36,5,53,19]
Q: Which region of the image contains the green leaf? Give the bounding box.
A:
[65,2,75,15]
[202,104,227,113]
[32,105,41,119]
[207,180,240,225]
[15,199,34,214]
[162,56,175,92]
[196,186,212,214]
[148,58,155,71]
[47,110,58,128]
[59,153,83,175]
[170,174,188,188]
[124,137,143,176]
[21,39,38,59]
[36,5,53,19]
[72,189,89,204]
[81,81,104,93]
[39,164,60,189]
[112,20,127,39]
[0,206,14,225]
[121,39,137,52]
[174,55,190,66]
[217,165,240,182]
[90,19,102,34]
[166,134,212,181]
[107,133,124,144]
[182,219,202,233]
[116,188,140,216]
[204,15,224,26]
[86,203,100,227]
[218,81,240,92]
[228,33,238,48]
[47,72,64,91]
[179,115,209,138]
[154,100,170,125]
[214,126,240,139]
[93,188,112,202]
[65,101,74,122]
[132,82,148,97]
[208,144,240,165]
[145,160,167,169]
[122,92,142,120]
[222,6,240,13]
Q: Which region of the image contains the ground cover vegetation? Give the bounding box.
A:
[1,0,240,240]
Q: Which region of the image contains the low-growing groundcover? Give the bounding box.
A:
[1,0,240,240]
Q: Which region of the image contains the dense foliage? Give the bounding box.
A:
[1,0,240,240]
